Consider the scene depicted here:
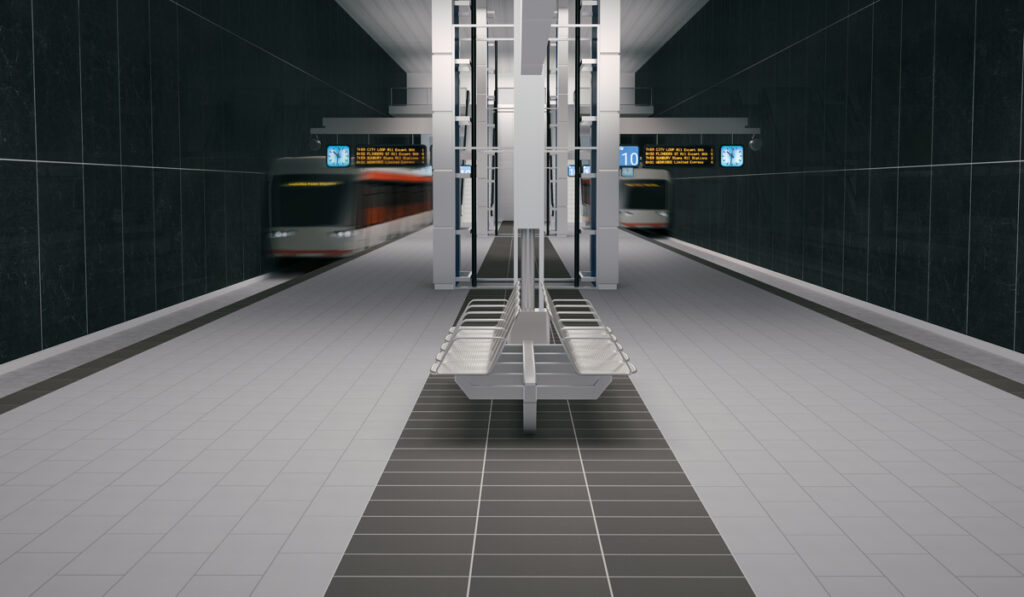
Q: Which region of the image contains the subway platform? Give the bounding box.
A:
[1,227,1024,596]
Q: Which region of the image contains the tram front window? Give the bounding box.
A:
[623,182,666,210]
[271,175,354,227]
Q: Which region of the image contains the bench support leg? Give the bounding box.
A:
[523,390,537,435]
[522,340,537,434]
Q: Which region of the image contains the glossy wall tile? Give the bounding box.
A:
[638,0,1024,351]
[0,0,403,363]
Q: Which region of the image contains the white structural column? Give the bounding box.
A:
[555,5,571,236]
[595,0,620,289]
[512,0,548,231]
[475,4,489,237]
[513,0,553,233]
[432,0,456,289]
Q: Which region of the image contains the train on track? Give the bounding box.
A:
[267,156,432,259]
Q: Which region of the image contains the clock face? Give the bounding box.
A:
[327,145,350,167]
[721,145,744,167]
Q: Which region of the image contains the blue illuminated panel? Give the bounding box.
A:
[568,164,592,177]
[720,145,744,167]
[619,145,640,167]
[326,145,350,167]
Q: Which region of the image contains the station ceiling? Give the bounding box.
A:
[334,0,708,75]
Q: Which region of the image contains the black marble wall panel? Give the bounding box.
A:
[842,172,869,300]
[639,0,1024,352]
[242,174,266,280]
[80,0,121,165]
[931,1,975,166]
[928,167,970,333]
[118,0,153,167]
[203,172,226,293]
[180,170,207,301]
[867,170,898,309]
[38,164,87,348]
[969,164,1018,348]
[223,173,245,287]
[0,162,42,362]
[897,0,935,167]
[893,168,930,321]
[150,0,180,170]
[0,1,36,160]
[84,165,124,331]
[869,0,900,170]
[0,0,403,364]
[33,0,82,163]
[154,170,182,310]
[122,167,155,320]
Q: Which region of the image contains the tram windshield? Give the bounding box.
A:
[271,175,354,227]
[622,181,667,210]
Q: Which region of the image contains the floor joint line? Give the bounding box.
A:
[568,400,615,597]
[465,399,493,596]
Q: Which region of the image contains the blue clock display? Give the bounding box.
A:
[720,145,744,167]
[327,145,350,167]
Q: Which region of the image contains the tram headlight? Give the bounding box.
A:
[268,230,295,239]
[620,210,633,216]
[658,211,668,217]
[329,230,353,238]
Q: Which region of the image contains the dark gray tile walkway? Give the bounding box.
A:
[324,237,754,597]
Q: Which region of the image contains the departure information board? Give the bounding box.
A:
[643,145,716,166]
[354,145,427,167]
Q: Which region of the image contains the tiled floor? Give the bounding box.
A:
[2,226,1024,596]
[0,228,467,597]
[647,234,1024,388]
[326,238,753,596]
[329,378,751,597]
[575,231,1024,597]
[0,274,295,400]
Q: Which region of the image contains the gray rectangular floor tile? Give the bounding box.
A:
[336,553,470,576]
[473,534,601,555]
[467,577,611,597]
[326,577,469,597]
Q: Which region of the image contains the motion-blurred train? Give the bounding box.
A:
[618,168,670,230]
[580,167,671,230]
[267,156,432,258]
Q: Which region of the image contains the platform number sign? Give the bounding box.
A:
[619,145,640,168]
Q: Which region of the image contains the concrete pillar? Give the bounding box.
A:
[475,5,489,238]
[556,5,571,236]
[432,0,456,289]
[595,0,620,289]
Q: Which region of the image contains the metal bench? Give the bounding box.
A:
[431,282,521,376]
[430,280,635,434]
[544,287,636,376]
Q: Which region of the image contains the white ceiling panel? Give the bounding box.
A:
[620,0,708,72]
[335,0,433,74]
[335,0,707,76]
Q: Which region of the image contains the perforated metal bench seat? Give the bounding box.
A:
[544,286,635,376]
